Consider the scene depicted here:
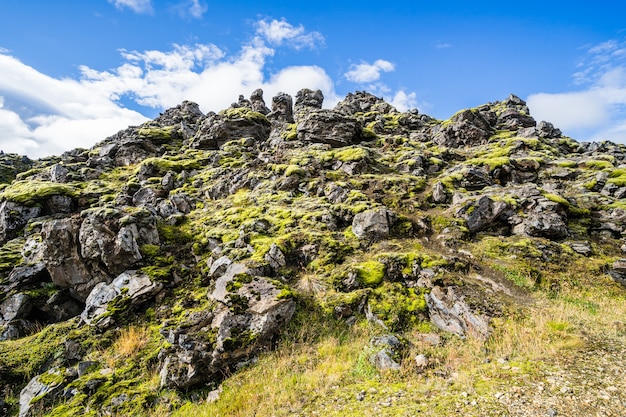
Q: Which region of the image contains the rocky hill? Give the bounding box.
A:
[0,89,625,416]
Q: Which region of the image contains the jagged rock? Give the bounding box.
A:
[431,181,448,204]
[425,286,490,340]
[159,263,295,389]
[2,262,49,293]
[79,208,159,279]
[250,89,270,115]
[512,212,568,240]
[352,208,395,240]
[19,368,75,417]
[334,91,396,116]
[0,201,41,244]
[498,108,536,130]
[41,217,108,302]
[40,291,84,323]
[267,92,294,123]
[609,259,626,287]
[294,88,324,121]
[370,349,401,371]
[433,109,492,148]
[460,167,494,190]
[297,110,362,147]
[80,271,163,328]
[0,319,34,341]
[192,108,271,149]
[455,196,510,234]
[132,187,166,207]
[265,243,286,271]
[0,293,32,322]
[49,164,69,183]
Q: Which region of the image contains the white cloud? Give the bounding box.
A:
[527,38,626,143]
[345,59,395,83]
[174,0,208,19]
[0,54,148,157]
[108,0,153,14]
[0,18,341,158]
[435,42,452,49]
[256,19,324,50]
[390,90,418,112]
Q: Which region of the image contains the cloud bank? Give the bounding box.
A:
[527,39,626,143]
[0,19,340,158]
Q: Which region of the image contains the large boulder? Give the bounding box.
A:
[297,110,363,147]
[425,286,490,340]
[455,196,510,234]
[79,208,159,278]
[433,109,492,148]
[352,208,395,241]
[192,108,271,149]
[159,263,295,389]
[0,201,41,244]
[41,217,108,302]
[80,270,163,329]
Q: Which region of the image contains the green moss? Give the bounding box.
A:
[354,261,386,288]
[333,147,369,163]
[221,107,270,124]
[222,328,258,351]
[0,237,24,274]
[284,165,306,177]
[0,320,75,380]
[583,159,614,170]
[607,168,626,186]
[137,125,175,141]
[368,282,428,331]
[282,123,298,140]
[0,180,78,206]
[361,127,378,140]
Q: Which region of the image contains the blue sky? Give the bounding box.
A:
[1,0,626,157]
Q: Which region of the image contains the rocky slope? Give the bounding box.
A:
[0,89,625,416]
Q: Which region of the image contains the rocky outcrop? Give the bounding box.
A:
[0,201,41,244]
[80,270,163,328]
[433,109,492,148]
[158,263,295,389]
[297,110,363,147]
[425,286,490,340]
[192,108,271,149]
[352,208,395,241]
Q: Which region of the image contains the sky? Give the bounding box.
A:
[1,1,626,158]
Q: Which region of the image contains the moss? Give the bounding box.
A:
[354,261,386,288]
[282,123,298,140]
[361,127,378,140]
[368,282,428,330]
[583,159,614,170]
[284,165,306,177]
[137,125,175,141]
[221,107,270,124]
[0,180,78,206]
[0,320,75,381]
[0,237,25,274]
[333,147,369,163]
[607,168,626,186]
[222,328,258,351]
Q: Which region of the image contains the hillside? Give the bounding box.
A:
[0,89,625,416]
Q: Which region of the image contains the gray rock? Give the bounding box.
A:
[294,88,324,122]
[431,181,448,204]
[352,208,395,241]
[414,354,429,372]
[0,201,41,244]
[425,286,490,340]
[159,264,295,389]
[334,91,396,116]
[2,262,49,293]
[433,109,492,148]
[0,293,32,322]
[455,196,509,234]
[369,349,401,371]
[609,259,626,287]
[265,243,286,271]
[193,108,271,150]
[297,110,362,147]
[49,164,69,183]
[19,369,73,417]
[208,256,233,279]
[267,92,294,123]
[513,212,568,240]
[567,241,592,257]
[250,89,270,115]
[80,271,163,328]
[41,217,107,302]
